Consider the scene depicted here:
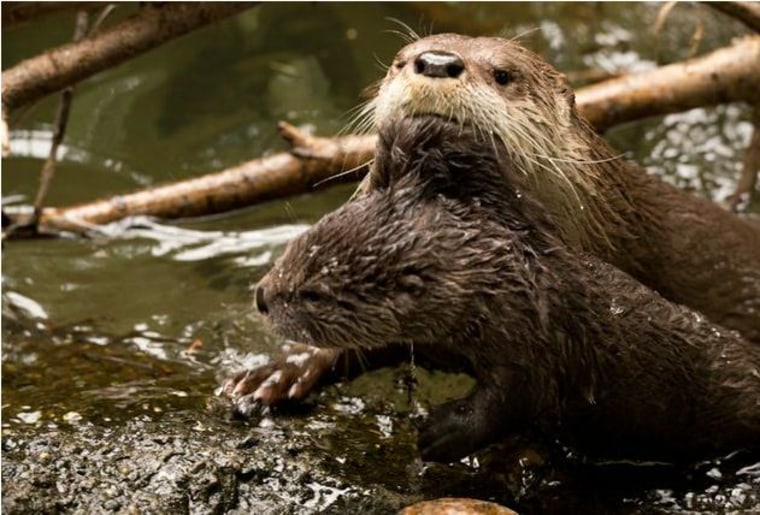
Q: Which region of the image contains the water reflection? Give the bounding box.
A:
[8,128,153,186]
[103,217,309,262]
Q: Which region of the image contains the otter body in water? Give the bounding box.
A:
[247,118,760,463]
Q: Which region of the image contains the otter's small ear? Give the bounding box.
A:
[553,74,576,122]
[565,89,576,108]
[557,74,575,107]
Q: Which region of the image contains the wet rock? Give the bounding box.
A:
[400,497,518,515]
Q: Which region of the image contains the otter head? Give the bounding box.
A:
[360,33,621,252]
[373,34,575,126]
[254,118,549,352]
[372,34,576,156]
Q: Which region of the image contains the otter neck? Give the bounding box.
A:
[515,114,655,272]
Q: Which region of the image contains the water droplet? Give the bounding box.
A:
[609,299,625,316]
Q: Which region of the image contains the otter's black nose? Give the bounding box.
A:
[414,51,465,79]
[255,284,268,315]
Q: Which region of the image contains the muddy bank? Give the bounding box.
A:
[3,392,759,514]
[2,407,418,514]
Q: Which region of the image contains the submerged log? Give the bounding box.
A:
[5,36,759,235]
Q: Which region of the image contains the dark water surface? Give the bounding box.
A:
[2,3,758,513]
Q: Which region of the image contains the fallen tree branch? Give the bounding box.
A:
[705,2,760,33]
[579,35,760,131]
[1,2,252,113]
[16,124,375,233]
[5,36,759,236]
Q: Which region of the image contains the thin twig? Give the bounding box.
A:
[705,1,760,33]
[31,11,90,227]
[729,105,760,213]
[89,3,117,36]
[653,2,679,64]
[688,9,704,58]
[1,2,106,28]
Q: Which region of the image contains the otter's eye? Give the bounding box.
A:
[493,69,512,85]
[394,60,406,70]
[301,290,324,303]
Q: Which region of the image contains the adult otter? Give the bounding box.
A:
[246,117,760,463]
[356,33,760,342]
[225,33,759,415]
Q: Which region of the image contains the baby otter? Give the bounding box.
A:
[248,117,760,463]
[358,33,760,342]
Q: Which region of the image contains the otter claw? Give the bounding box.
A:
[287,380,307,399]
[222,370,251,397]
[234,393,264,418]
[222,344,341,414]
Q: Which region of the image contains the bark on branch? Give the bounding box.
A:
[1,2,252,112]
[5,36,759,235]
[579,35,760,131]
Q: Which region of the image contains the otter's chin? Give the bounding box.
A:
[379,113,487,145]
[264,316,314,348]
[409,112,461,125]
[266,317,355,350]
[407,113,481,135]
[270,319,400,351]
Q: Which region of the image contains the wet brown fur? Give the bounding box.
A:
[257,118,760,463]
[358,34,760,343]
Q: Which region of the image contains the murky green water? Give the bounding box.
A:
[3,3,758,513]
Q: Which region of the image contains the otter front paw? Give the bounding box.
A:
[222,344,342,416]
[418,390,506,463]
[418,398,480,463]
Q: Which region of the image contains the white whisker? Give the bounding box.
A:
[510,26,541,42]
[384,17,420,42]
[313,159,375,189]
